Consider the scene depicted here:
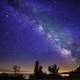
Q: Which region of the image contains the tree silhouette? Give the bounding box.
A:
[13,65,20,74]
[38,66,43,74]
[48,64,59,74]
[34,61,39,74]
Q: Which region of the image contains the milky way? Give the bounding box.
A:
[0,0,80,71]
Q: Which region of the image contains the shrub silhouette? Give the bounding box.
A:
[48,64,59,74]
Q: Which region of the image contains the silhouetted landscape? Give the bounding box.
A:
[0,61,80,80]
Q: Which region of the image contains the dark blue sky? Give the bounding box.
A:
[0,0,80,72]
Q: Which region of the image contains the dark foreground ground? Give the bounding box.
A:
[0,73,80,80]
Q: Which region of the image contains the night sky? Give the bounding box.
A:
[0,0,80,72]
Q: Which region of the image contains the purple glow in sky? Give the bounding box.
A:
[0,0,80,72]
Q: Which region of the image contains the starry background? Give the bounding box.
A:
[0,0,80,72]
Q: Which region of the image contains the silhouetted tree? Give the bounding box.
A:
[48,64,59,74]
[38,66,43,73]
[13,65,20,74]
[34,61,39,74]
[29,61,46,80]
